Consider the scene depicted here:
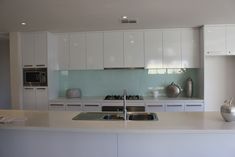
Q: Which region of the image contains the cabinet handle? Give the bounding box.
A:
[50,104,64,107]
[147,105,163,107]
[36,88,46,90]
[36,64,46,67]
[67,104,81,107]
[84,104,99,107]
[186,104,202,107]
[24,65,33,67]
[24,87,34,90]
[167,105,182,107]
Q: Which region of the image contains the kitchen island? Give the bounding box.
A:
[0,110,235,157]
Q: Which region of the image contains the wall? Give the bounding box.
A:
[58,69,200,97]
[0,34,10,109]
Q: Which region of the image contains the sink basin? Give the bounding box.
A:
[127,112,158,121]
[103,113,124,120]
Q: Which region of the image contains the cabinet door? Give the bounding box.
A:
[83,103,101,112]
[145,104,165,112]
[163,30,181,68]
[226,25,235,55]
[35,32,47,67]
[66,103,83,111]
[124,31,144,67]
[204,26,226,55]
[55,33,69,70]
[35,87,48,110]
[21,33,35,68]
[23,87,36,110]
[49,103,65,111]
[166,104,184,112]
[181,29,200,68]
[144,30,163,68]
[69,33,86,70]
[185,103,204,112]
[86,32,104,69]
[104,31,124,68]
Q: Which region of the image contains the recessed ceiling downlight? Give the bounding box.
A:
[122,16,128,19]
[21,22,27,26]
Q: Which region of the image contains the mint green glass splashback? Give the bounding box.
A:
[58,69,199,97]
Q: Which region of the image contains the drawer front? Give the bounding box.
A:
[49,103,65,111]
[145,104,165,112]
[166,104,184,112]
[83,103,101,112]
[185,103,204,112]
[66,103,83,111]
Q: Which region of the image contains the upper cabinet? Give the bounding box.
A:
[104,31,124,68]
[144,30,163,68]
[163,29,181,68]
[124,31,144,67]
[181,28,200,68]
[21,32,47,68]
[86,32,104,69]
[204,25,235,56]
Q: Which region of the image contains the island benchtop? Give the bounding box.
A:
[0,110,235,134]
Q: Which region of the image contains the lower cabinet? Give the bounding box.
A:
[49,103,65,111]
[83,103,101,112]
[166,104,184,112]
[66,103,83,111]
[145,104,165,112]
[23,87,48,110]
[184,103,204,112]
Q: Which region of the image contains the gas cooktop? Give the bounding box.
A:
[104,95,144,100]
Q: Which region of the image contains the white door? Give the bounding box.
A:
[35,32,47,67]
[86,32,104,69]
[204,26,226,55]
[226,25,235,55]
[104,31,124,68]
[23,87,36,110]
[163,29,181,68]
[181,29,200,68]
[69,33,86,70]
[21,33,35,68]
[124,31,144,67]
[55,33,69,70]
[144,30,163,68]
[35,87,48,110]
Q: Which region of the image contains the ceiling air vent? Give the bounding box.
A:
[121,19,137,24]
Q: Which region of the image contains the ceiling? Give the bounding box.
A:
[0,0,235,32]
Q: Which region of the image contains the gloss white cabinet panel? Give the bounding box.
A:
[86,32,104,69]
[204,25,226,55]
[66,103,83,111]
[83,103,101,112]
[226,25,235,55]
[166,104,184,112]
[69,33,86,70]
[23,87,36,110]
[55,33,70,70]
[181,29,200,68]
[34,32,47,67]
[49,103,65,111]
[104,31,124,68]
[185,103,204,112]
[144,30,163,68]
[124,31,144,67]
[21,33,35,68]
[35,87,48,111]
[145,104,165,112]
[163,30,181,68]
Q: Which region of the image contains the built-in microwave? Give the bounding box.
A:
[23,68,47,86]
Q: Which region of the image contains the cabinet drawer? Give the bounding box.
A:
[83,103,101,112]
[185,103,204,112]
[49,103,65,111]
[166,104,184,112]
[145,104,165,112]
[66,103,82,111]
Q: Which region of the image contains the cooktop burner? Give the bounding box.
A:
[104,95,143,100]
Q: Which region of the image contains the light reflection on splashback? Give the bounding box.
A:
[58,69,199,97]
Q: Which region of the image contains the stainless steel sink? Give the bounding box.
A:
[72,112,158,121]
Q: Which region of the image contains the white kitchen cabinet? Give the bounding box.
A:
[163,30,181,68]
[49,103,65,111]
[184,103,204,112]
[86,32,104,69]
[181,29,200,68]
[23,87,36,110]
[124,31,144,67]
[226,25,235,55]
[145,104,165,112]
[166,104,184,112]
[69,33,86,70]
[204,25,226,55]
[55,33,70,70]
[66,103,83,111]
[23,87,48,110]
[104,31,124,68]
[144,30,163,68]
[83,103,101,112]
[21,32,47,68]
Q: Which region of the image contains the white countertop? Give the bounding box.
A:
[0,110,234,133]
